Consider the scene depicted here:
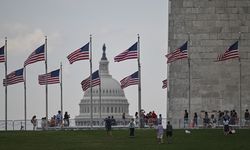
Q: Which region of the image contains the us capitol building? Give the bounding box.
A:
[75,44,132,126]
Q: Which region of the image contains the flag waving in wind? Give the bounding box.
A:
[120,71,139,89]
[24,44,45,66]
[81,70,100,91]
[67,43,89,64]
[162,79,167,89]
[114,42,138,62]
[3,68,24,86]
[38,69,60,85]
[217,41,239,61]
[166,41,188,63]
[0,46,5,63]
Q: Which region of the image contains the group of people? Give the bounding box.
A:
[31,110,70,130]
[47,111,70,127]
[183,109,250,128]
[104,116,116,136]
[137,110,163,128]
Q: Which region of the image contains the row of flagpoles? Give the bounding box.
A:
[0,34,144,130]
[164,38,241,125]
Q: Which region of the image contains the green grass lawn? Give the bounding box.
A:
[0,129,249,150]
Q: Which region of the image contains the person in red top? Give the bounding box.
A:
[152,111,157,125]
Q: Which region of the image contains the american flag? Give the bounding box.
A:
[120,71,139,89]
[38,69,60,85]
[67,43,89,64]
[162,79,167,89]
[81,70,100,91]
[217,41,239,61]
[24,44,45,67]
[0,46,5,63]
[114,42,138,62]
[166,41,188,63]
[3,68,24,86]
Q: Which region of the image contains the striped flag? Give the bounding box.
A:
[217,41,239,61]
[3,68,24,86]
[24,44,45,66]
[162,79,167,89]
[81,70,100,91]
[120,71,139,89]
[166,41,188,63]
[38,69,60,85]
[114,42,138,62]
[67,43,89,64]
[0,46,5,63]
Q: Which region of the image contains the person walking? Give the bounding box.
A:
[156,122,164,144]
[166,121,173,144]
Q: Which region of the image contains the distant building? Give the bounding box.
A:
[75,44,132,126]
[168,0,250,127]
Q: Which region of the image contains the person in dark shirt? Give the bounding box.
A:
[245,109,250,126]
[193,112,198,128]
[105,116,112,136]
[64,111,70,127]
[166,121,173,144]
[184,110,189,128]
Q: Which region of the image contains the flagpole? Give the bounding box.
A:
[239,32,242,127]
[24,66,27,131]
[90,34,93,129]
[45,36,48,129]
[188,33,191,115]
[137,34,142,128]
[99,84,101,125]
[166,46,170,122]
[60,62,63,119]
[4,37,7,131]
[239,57,242,127]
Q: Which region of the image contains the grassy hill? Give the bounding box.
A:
[0,129,249,150]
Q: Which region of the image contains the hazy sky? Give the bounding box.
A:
[0,0,168,120]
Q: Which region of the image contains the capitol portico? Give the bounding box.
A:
[75,44,132,126]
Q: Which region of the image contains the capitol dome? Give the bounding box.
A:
[75,44,132,126]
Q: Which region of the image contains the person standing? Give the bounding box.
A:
[56,110,63,127]
[158,114,162,125]
[166,121,173,144]
[31,115,37,131]
[245,109,250,126]
[193,112,198,128]
[156,122,164,144]
[223,117,230,135]
[129,118,135,137]
[122,113,126,126]
[105,116,112,136]
[64,112,70,127]
[223,111,230,135]
[184,110,189,128]
[135,112,139,125]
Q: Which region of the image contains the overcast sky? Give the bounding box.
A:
[0,0,168,120]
